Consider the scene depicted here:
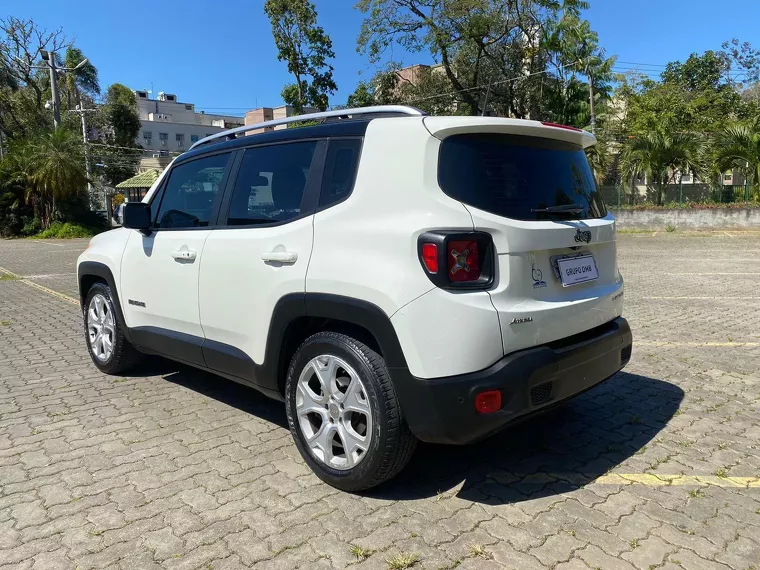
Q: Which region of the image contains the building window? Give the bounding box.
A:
[190,135,199,143]
[159,133,168,146]
[143,131,152,145]
[185,104,193,110]
[176,133,185,146]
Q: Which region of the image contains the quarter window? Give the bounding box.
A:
[319,139,362,208]
[226,142,317,225]
[154,153,230,229]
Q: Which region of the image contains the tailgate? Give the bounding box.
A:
[433,125,624,354]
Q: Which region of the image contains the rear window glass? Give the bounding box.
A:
[438,134,606,221]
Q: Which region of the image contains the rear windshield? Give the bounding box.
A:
[438,133,606,221]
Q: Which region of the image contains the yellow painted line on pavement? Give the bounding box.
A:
[490,472,760,488]
[593,474,760,488]
[637,341,760,347]
[0,265,80,306]
[644,296,760,300]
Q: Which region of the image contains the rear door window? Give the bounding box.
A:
[226,141,318,225]
[438,134,606,221]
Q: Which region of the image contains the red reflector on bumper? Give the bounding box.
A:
[474,390,502,414]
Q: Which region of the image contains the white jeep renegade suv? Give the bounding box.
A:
[77,106,632,491]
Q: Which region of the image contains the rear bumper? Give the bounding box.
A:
[393,317,632,445]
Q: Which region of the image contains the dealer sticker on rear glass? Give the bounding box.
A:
[556,255,599,287]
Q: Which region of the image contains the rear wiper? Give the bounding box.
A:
[530,204,585,214]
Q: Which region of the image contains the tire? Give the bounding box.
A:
[285,332,417,492]
[83,282,142,374]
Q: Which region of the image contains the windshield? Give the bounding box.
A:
[438,133,606,221]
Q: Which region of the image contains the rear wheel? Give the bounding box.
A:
[285,332,417,492]
[84,282,142,374]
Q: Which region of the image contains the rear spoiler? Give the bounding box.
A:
[422,116,596,148]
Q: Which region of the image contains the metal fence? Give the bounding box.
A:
[598,183,757,208]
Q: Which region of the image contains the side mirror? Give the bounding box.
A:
[122,202,152,234]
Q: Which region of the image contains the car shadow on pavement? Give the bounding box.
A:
[124,361,682,505]
[369,371,684,504]
[131,356,289,430]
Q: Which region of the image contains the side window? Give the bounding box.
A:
[319,139,362,208]
[154,153,230,229]
[226,141,317,225]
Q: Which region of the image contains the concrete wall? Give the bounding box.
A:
[612,208,760,230]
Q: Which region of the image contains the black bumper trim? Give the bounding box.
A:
[393,317,633,445]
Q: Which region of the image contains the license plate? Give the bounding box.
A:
[557,255,598,287]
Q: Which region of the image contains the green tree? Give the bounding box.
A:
[346,81,375,108]
[63,46,99,108]
[615,47,758,139]
[0,17,68,137]
[1,128,86,228]
[619,131,705,206]
[357,0,590,117]
[98,84,141,185]
[712,118,760,197]
[548,14,615,130]
[264,0,337,112]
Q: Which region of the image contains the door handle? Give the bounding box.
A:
[261,251,298,263]
[172,249,197,261]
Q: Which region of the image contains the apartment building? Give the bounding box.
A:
[243,104,319,134]
[134,91,244,159]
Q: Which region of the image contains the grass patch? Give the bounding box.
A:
[630,539,639,549]
[0,273,19,280]
[33,221,101,239]
[0,319,11,326]
[386,552,420,569]
[349,545,374,561]
[665,223,676,232]
[688,489,705,498]
[468,544,492,559]
[715,467,728,478]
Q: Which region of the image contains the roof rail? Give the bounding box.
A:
[188,105,426,151]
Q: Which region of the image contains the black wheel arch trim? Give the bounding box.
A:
[77,261,134,345]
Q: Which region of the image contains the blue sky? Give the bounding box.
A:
[4,0,759,116]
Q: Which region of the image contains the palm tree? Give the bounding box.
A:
[712,119,760,200]
[1,129,87,228]
[31,129,88,227]
[619,131,705,206]
[585,136,611,187]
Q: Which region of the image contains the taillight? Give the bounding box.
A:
[417,231,493,289]
[421,243,438,273]
[447,240,481,282]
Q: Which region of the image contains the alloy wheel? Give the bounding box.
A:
[295,355,373,470]
[87,293,115,362]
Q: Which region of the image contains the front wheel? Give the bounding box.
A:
[285,332,417,492]
[83,282,142,374]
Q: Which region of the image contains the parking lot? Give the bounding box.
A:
[1,233,759,570]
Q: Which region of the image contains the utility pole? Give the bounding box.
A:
[23,51,89,130]
[68,106,97,202]
[40,49,61,128]
[588,76,596,134]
